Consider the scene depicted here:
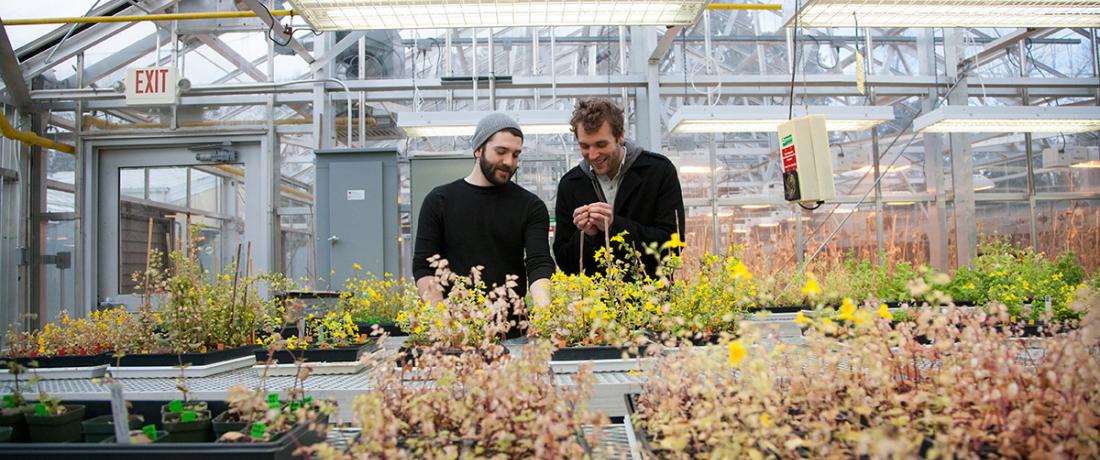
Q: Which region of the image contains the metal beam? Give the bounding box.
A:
[959,28,1054,71]
[194,34,267,82]
[650,25,683,64]
[63,28,173,88]
[15,0,177,86]
[0,21,30,109]
[239,0,314,65]
[309,31,366,73]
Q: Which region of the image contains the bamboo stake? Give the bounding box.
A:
[142,218,154,309]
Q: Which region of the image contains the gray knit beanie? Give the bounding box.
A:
[471,113,523,151]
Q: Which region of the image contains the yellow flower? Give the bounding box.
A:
[837,298,856,321]
[760,413,771,427]
[878,303,893,320]
[663,233,686,249]
[794,311,812,326]
[353,262,362,271]
[801,274,822,297]
[728,341,746,367]
[732,261,754,280]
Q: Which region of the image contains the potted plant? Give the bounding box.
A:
[101,424,167,444]
[339,266,418,337]
[255,310,373,365]
[81,412,144,443]
[24,390,85,443]
[159,375,212,442]
[0,361,31,442]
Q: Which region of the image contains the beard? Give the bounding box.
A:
[479,155,516,186]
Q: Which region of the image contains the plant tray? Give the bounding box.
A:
[357,321,407,337]
[549,345,659,373]
[252,359,366,377]
[0,419,325,459]
[395,346,509,367]
[108,356,255,379]
[1,353,111,369]
[623,394,664,458]
[113,345,260,367]
[254,342,374,364]
[0,364,107,381]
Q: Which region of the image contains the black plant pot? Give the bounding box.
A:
[0,425,12,442]
[101,429,168,444]
[26,404,86,443]
[212,410,249,439]
[0,408,30,442]
[82,414,145,443]
[161,410,213,442]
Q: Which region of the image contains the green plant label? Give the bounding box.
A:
[267,400,280,410]
[143,424,157,440]
[303,396,312,404]
[267,393,279,403]
[3,395,13,408]
[168,399,183,413]
[180,410,196,423]
[290,401,301,411]
[250,422,267,440]
[34,402,47,416]
[781,134,793,148]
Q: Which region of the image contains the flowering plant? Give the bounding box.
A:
[259,310,364,351]
[396,255,521,348]
[338,265,418,325]
[308,341,605,458]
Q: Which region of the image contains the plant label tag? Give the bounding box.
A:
[169,400,183,413]
[3,395,13,408]
[143,424,158,440]
[34,403,47,416]
[180,410,196,423]
[267,393,280,404]
[290,401,301,411]
[251,422,267,440]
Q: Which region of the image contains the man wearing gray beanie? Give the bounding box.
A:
[412,113,555,337]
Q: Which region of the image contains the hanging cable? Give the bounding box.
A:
[787,0,801,120]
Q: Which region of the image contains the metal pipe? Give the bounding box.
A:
[271,79,354,146]
[3,10,295,26]
[0,109,75,154]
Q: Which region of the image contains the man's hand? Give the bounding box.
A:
[586,202,614,232]
[416,276,444,304]
[572,205,599,236]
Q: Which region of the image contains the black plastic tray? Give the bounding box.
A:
[0,417,325,460]
[2,353,111,369]
[254,342,373,364]
[112,345,261,367]
[550,344,656,361]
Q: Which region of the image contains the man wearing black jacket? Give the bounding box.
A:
[413,113,555,314]
[553,98,686,277]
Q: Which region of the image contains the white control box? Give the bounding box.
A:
[779,115,836,204]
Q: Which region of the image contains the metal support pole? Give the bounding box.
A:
[946,29,976,266]
[1020,42,1038,252]
[867,29,884,263]
[918,29,949,271]
[489,28,495,110]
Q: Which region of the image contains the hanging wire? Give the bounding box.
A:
[787,0,801,120]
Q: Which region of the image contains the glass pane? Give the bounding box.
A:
[189,167,223,214]
[803,203,879,269]
[147,167,189,207]
[881,202,931,266]
[975,201,1031,248]
[119,168,145,200]
[45,220,76,321]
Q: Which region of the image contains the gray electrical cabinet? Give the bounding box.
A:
[409,154,473,245]
[314,148,399,289]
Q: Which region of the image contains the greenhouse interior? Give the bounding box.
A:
[0,0,1099,457]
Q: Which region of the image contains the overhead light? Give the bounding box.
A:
[758,221,780,228]
[1072,160,1100,169]
[397,110,572,138]
[884,201,915,206]
[679,165,724,175]
[669,105,894,133]
[853,164,911,174]
[782,0,1100,28]
[974,174,996,191]
[290,0,709,30]
[914,106,1100,134]
[741,204,771,210]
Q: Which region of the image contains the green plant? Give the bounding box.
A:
[396,256,521,348]
[339,266,418,324]
[662,248,756,340]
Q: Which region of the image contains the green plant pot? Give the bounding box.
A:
[81,414,144,443]
[211,409,247,439]
[0,425,12,442]
[101,429,168,444]
[162,410,213,442]
[0,408,30,442]
[26,404,85,443]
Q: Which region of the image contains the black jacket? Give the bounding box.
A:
[553,144,685,277]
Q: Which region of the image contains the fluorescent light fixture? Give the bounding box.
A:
[290,0,709,30]
[757,221,780,228]
[852,164,911,174]
[782,0,1100,28]
[679,165,724,175]
[884,201,915,206]
[974,174,996,191]
[669,105,894,133]
[741,204,772,210]
[1072,160,1100,169]
[397,110,572,138]
[914,106,1100,134]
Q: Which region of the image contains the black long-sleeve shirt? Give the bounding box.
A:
[413,179,555,299]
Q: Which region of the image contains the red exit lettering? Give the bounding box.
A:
[135,69,170,94]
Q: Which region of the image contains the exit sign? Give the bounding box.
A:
[125,67,178,106]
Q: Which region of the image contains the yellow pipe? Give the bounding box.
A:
[3,10,295,26]
[707,3,782,11]
[83,115,376,131]
[0,110,76,155]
